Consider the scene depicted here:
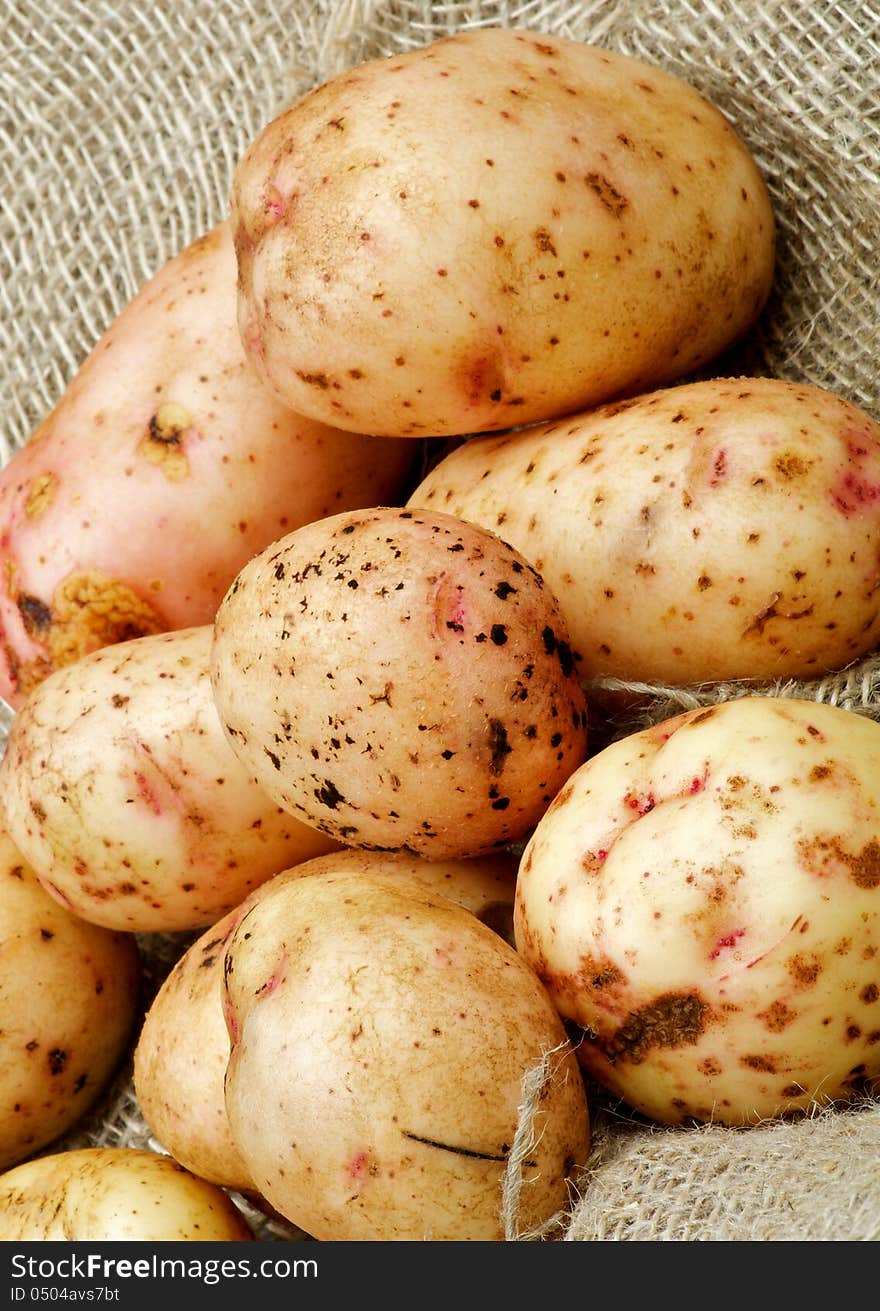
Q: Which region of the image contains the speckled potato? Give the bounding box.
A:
[0,625,339,932]
[410,376,880,685]
[514,695,880,1126]
[223,867,589,1240]
[133,847,517,1194]
[0,221,415,708]
[0,1148,254,1240]
[232,27,774,439]
[210,507,589,857]
[0,827,141,1170]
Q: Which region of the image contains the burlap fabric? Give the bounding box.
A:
[1,0,878,1242]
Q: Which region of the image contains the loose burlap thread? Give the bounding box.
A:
[2,0,879,1241]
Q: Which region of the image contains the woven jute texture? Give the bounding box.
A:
[2,0,879,1242]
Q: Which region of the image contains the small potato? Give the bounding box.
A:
[133,847,517,1194]
[410,376,880,684]
[0,221,415,708]
[232,28,773,438]
[0,626,339,932]
[223,868,589,1240]
[210,507,589,858]
[514,695,880,1126]
[0,1148,254,1240]
[0,827,141,1170]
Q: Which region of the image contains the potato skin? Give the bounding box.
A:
[0,221,415,708]
[223,868,589,1240]
[210,507,589,858]
[0,1148,254,1240]
[133,847,517,1194]
[232,28,774,438]
[0,626,339,932]
[0,828,141,1170]
[514,696,880,1126]
[410,376,880,683]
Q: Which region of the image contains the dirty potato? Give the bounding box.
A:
[0,626,339,932]
[232,28,774,438]
[133,847,517,1194]
[0,826,141,1170]
[0,221,415,708]
[514,695,880,1126]
[223,867,590,1240]
[409,376,880,684]
[210,507,589,858]
[0,1148,254,1240]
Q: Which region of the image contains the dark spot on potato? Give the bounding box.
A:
[600,992,709,1064]
[583,171,628,217]
[758,1000,796,1032]
[487,719,512,776]
[296,371,331,390]
[534,227,557,256]
[490,624,508,645]
[17,594,52,633]
[316,779,345,809]
[788,953,822,988]
[48,1049,68,1075]
[741,1053,776,1072]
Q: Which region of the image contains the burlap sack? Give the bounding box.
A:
[1,0,878,1242]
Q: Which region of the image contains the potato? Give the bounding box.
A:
[232,27,774,439]
[0,826,141,1170]
[210,507,589,858]
[0,221,415,708]
[222,867,589,1240]
[514,695,880,1126]
[410,376,880,684]
[0,1148,254,1240]
[133,847,517,1195]
[0,625,339,932]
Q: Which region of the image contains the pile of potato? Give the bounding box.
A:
[0,26,878,1242]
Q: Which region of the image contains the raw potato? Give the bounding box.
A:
[232,27,774,438]
[514,695,880,1126]
[0,221,415,708]
[223,868,590,1240]
[0,826,141,1170]
[210,507,589,858]
[410,376,880,684]
[0,626,339,932]
[0,1148,254,1240]
[133,847,517,1194]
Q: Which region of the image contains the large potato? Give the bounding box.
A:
[223,867,589,1240]
[0,826,141,1170]
[232,28,774,438]
[514,695,880,1126]
[0,221,415,708]
[0,1148,253,1240]
[210,507,589,858]
[0,626,338,932]
[133,847,517,1195]
[410,376,880,683]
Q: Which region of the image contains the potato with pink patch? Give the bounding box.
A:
[133,847,517,1196]
[410,376,880,684]
[222,865,589,1240]
[232,27,773,439]
[0,626,339,932]
[210,506,589,858]
[514,695,880,1126]
[0,221,414,708]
